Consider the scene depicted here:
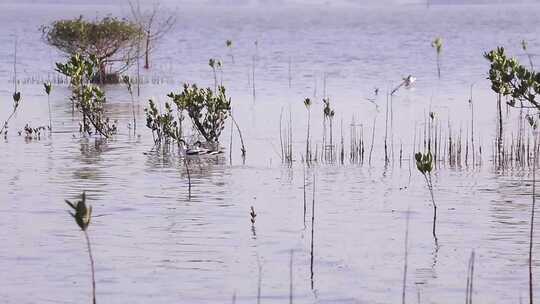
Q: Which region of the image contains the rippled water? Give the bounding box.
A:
[1,2,540,303]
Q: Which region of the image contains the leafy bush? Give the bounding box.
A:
[144,99,180,145]
[56,54,116,137]
[167,84,231,144]
[43,16,142,83]
[485,47,540,109]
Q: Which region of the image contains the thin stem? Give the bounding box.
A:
[83,230,96,304]
[402,208,410,304]
[424,173,437,243]
[529,131,537,304]
[47,95,53,132]
[289,249,293,304]
[310,173,315,290]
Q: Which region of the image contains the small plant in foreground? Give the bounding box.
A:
[65,192,97,304]
[431,37,443,79]
[527,114,537,304]
[415,151,438,242]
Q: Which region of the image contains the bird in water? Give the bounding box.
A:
[391,74,416,95]
[180,140,223,156]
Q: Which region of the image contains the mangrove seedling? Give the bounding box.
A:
[168,84,231,146]
[415,151,438,242]
[431,37,443,79]
[144,99,180,146]
[527,114,538,304]
[250,206,257,224]
[226,40,235,63]
[484,47,540,110]
[0,91,22,137]
[122,76,137,132]
[56,54,117,138]
[65,192,97,304]
[44,82,53,131]
[304,98,312,162]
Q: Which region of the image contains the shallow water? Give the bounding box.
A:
[1,2,540,303]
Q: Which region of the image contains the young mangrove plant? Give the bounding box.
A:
[44,82,53,132]
[527,114,537,304]
[209,58,219,92]
[145,99,180,146]
[322,98,335,162]
[250,206,257,224]
[485,47,540,110]
[415,151,438,242]
[226,40,235,64]
[56,54,117,138]
[65,192,97,304]
[168,84,231,147]
[431,37,443,79]
[0,91,22,138]
[485,47,540,162]
[122,76,137,133]
[304,98,312,163]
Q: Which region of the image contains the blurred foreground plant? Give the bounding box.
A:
[65,192,97,304]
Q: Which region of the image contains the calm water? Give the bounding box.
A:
[1,2,540,303]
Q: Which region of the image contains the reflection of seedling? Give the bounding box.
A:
[44,82,53,131]
[0,91,22,138]
[65,192,97,304]
[415,152,438,242]
[250,206,257,224]
[431,37,443,79]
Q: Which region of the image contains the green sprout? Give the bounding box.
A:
[431,37,443,79]
[0,91,22,137]
[415,152,438,242]
[226,40,235,63]
[44,82,53,131]
[304,98,312,162]
[122,76,137,133]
